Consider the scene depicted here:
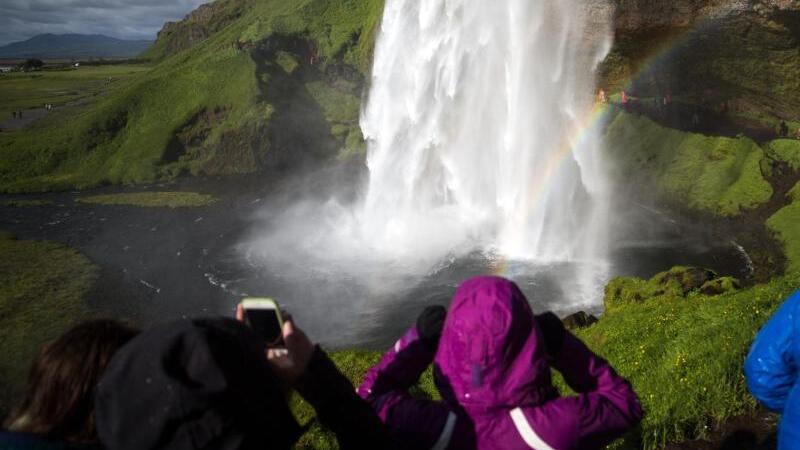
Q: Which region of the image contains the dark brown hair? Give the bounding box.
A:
[4,319,138,443]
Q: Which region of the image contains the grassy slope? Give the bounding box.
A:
[0,233,97,416]
[604,110,773,216]
[0,39,260,192]
[767,197,800,274]
[0,0,385,193]
[590,273,798,449]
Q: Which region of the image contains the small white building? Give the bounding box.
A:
[0,67,12,73]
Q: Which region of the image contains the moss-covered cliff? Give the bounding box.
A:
[0,0,383,192]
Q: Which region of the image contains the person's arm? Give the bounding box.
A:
[358,306,445,413]
[358,326,436,408]
[357,306,465,449]
[745,291,800,413]
[294,347,397,450]
[524,314,643,449]
[236,305,396,450]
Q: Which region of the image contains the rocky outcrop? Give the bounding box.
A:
[562,311,600,330]
[602,0,800,119]
[605,267,742,312]
[153,0,245,58]
[612,0,750,32]
[611,0,800,32]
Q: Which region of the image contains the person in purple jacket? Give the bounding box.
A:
[359,276,643,450]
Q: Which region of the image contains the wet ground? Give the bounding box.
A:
[0,167,752,349]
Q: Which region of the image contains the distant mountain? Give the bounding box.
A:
[0,34,153,59]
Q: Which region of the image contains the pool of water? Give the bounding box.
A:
[0,171,750,349]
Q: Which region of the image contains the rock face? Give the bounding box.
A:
[562,311,600,330]
[154,0,245,57]
[603,0,800,119]
[656,267,719,296]
[612,0,750,31]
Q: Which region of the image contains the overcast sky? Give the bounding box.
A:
[0,0,210,46]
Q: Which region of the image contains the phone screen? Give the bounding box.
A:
[246,308,283,345]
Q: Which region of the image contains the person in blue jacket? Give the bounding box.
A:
[744,290,800,449]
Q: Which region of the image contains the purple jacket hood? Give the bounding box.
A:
[434,276,556,412]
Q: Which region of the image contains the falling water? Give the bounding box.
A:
[359,1,614,277]
[240,0,616,323]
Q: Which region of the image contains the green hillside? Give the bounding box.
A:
[604,111,773,217]
[0,0,384,192]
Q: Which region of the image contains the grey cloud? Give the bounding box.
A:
[0,0,209,46]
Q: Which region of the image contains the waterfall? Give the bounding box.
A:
[359,0,614,269]
[241,0,616,315]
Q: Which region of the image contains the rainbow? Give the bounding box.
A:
[490,7,736,278]
[490,102,612,277]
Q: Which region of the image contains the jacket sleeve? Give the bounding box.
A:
[744,291,800,413]
[357,327,463,450]
[518,332,642,450]
[294,346,396,450]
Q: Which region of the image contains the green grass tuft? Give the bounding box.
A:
[276,51,300,74]
[766,139,800,171]
[76,191,217,208]
[1,199,54,207]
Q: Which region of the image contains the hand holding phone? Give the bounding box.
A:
[237,298,315,383]
[240,298,284,346]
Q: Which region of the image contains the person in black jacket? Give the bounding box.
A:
[94,315,395,450]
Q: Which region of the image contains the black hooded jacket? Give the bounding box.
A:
[94,318,394,450]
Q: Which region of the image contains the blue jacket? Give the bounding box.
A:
[745,290,800,449]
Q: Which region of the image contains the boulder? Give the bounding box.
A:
[654,266,719,296]
[700,276,742,296]
[562,311,599,330]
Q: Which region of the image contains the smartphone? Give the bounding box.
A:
[241,298,284,346]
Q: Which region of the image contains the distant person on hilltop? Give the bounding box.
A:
[93,315,395,450]
[12,111,16,119]
[1,320,138,449]
[358,276,643,450]
[745,290,800,450]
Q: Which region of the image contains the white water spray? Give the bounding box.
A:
[360,0,613,272]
